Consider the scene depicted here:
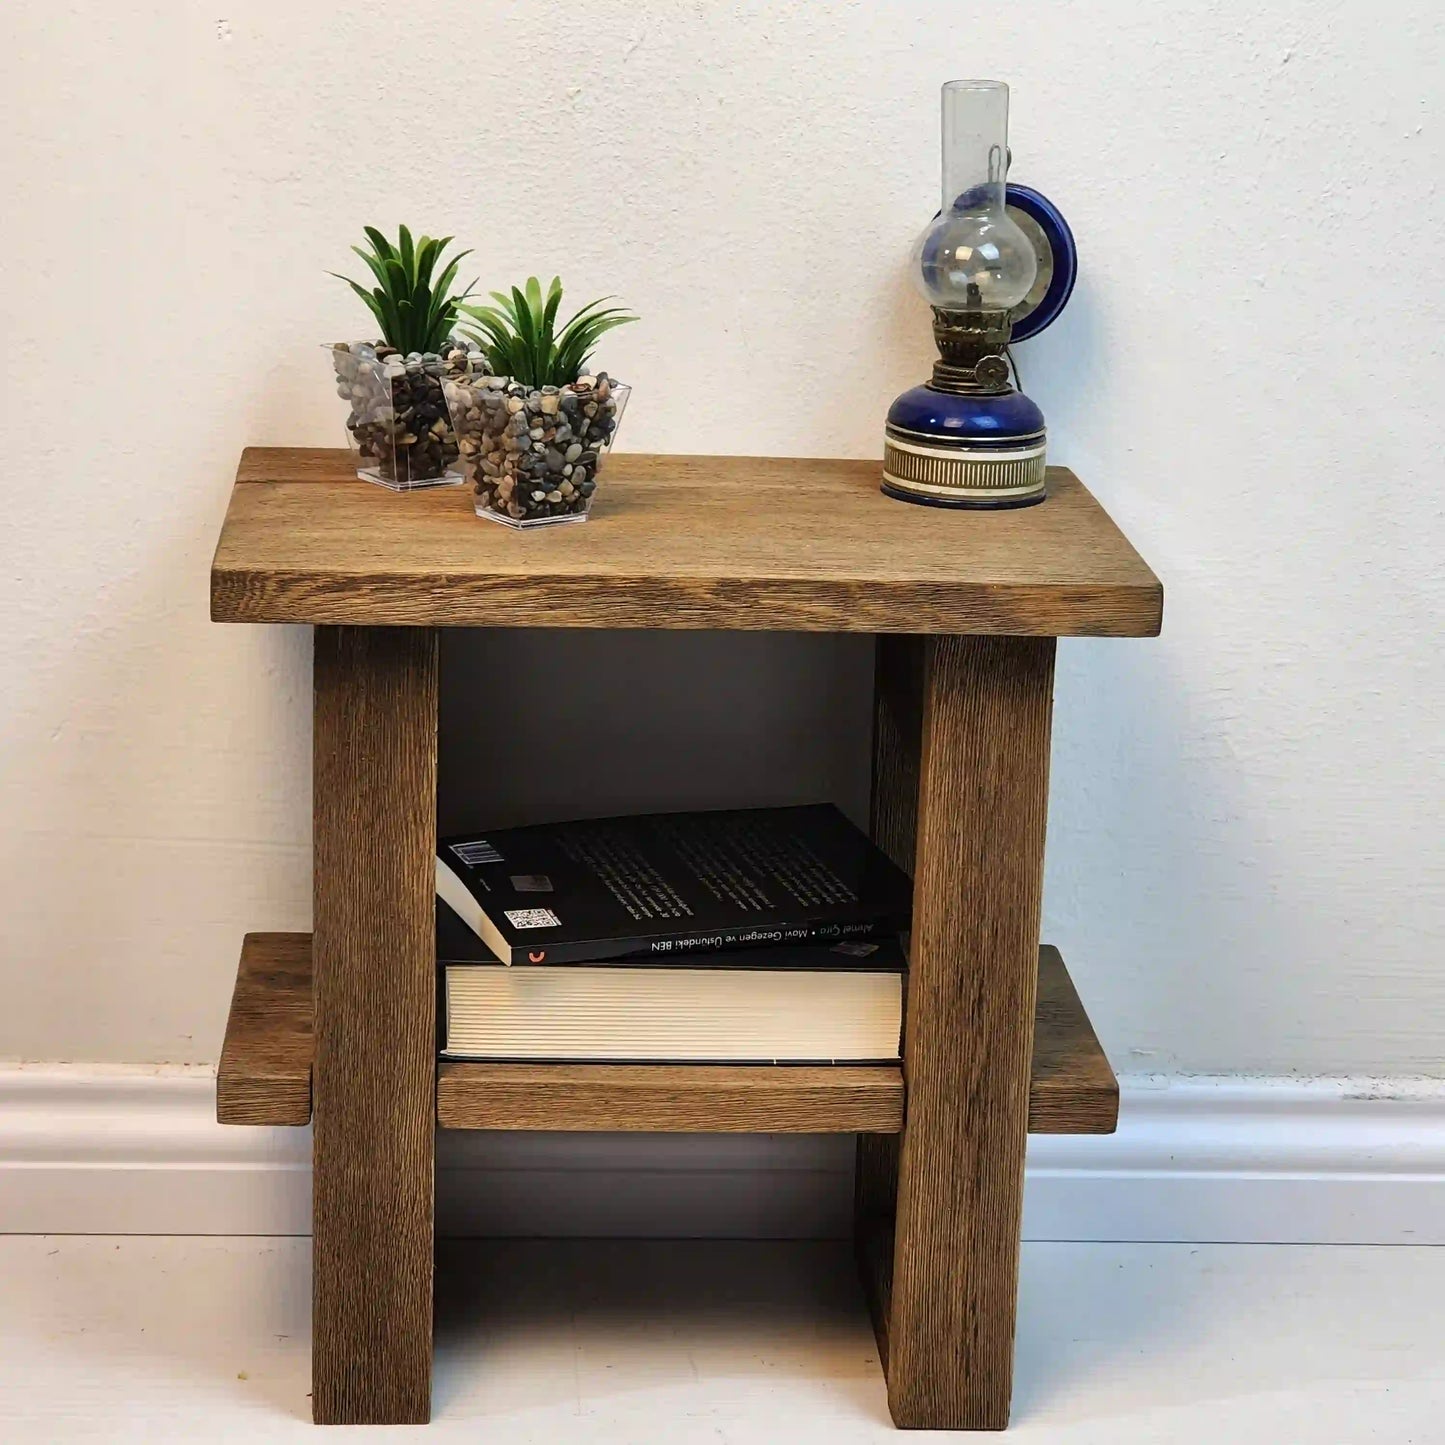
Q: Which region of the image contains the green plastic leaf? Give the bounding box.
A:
[411,281,433,336]
[416,236,451,295]
[562,297,628,332]
[511,286,536,346]
[362,226,394,262]
[429,256,461,310]
[542,283,562,343]
[349,245,393,293]
[332,276,387,334]
[576,313,637,344]
[374,287,403,349]
[457,306,509,335]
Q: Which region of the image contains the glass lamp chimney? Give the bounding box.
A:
[914,80,1037,313]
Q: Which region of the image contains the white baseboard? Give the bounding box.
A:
[2,1066,1443,1243]
[1024,1077,1445,1245]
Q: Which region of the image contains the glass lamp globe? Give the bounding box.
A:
[912,203,1038,314]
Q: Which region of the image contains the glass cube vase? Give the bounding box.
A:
[444,374,630,527]
[328,343,464,491]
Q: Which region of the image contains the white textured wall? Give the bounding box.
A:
[2,1,1442,1072]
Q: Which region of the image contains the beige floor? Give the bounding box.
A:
[1,1236,1442,1442]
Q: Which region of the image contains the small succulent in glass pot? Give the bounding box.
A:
[444,277,636,527]
[328,226,481,490]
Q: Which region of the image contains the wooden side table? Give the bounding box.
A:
[212,449,1161,1430]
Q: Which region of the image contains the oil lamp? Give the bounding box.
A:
[883,80,1077,509]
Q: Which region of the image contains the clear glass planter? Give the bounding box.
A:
[327,342,464,490]
[444,373,630,527]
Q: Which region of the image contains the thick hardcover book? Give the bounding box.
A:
[435,804,912,967]
[440,906,905,1064]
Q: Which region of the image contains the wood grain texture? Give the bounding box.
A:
[311,627,438,1426]
[437,1064,906,1133]
[211,449,1163,636]
[216,933,312,1126]
[856,989,1115,1261]
[884,635,1057,1431]
[855,636,923,1249]
[856,1212,896,1371]
[868,635,925,876]
[1034,945,1119,1133]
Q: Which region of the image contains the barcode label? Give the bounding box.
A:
[504,908,561,930]
[452,839,503,866]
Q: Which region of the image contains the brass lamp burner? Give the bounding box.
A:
[929,307,1015,395]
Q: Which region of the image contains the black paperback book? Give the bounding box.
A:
[435,803,912,967]
[435,901,907,973]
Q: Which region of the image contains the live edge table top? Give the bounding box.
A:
[211,448,1162,635]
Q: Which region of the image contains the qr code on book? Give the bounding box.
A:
[504,908,561,930]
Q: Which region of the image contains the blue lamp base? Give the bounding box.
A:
[882,383,1047,509]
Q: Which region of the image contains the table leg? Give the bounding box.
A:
[858,634,1056,1430]
[312,626,438,1425]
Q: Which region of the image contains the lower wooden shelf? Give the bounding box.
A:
[216,932,313,1125]
[217,936,1118,1135]
[437,1062,903,1132]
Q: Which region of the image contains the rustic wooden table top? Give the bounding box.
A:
[211,448,1162,635]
